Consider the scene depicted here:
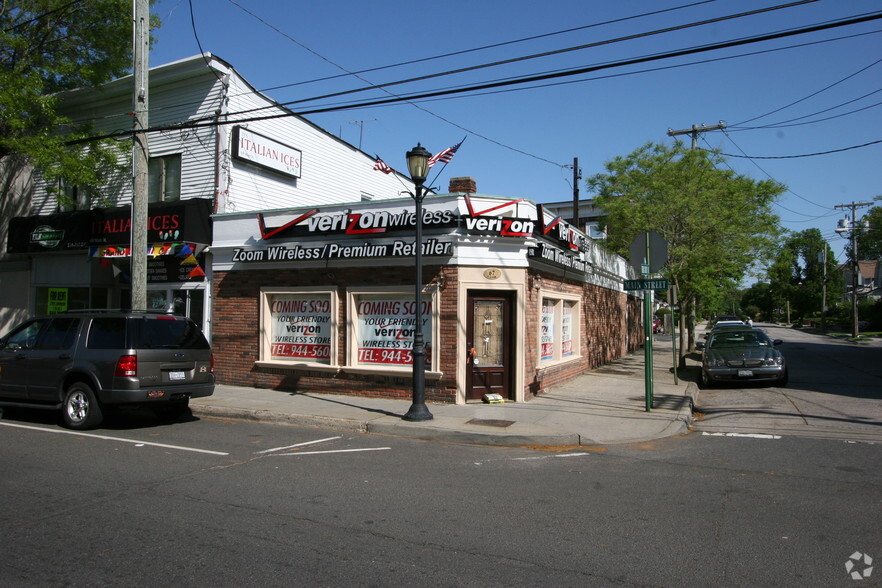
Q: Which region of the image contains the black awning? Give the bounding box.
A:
[7,199,213,254]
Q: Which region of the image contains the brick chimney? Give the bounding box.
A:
[448,177,477,194]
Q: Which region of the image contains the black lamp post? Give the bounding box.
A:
[403,143,433,422]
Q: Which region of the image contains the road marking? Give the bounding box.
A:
[256,436,342,454]
[511,452,592,461]
[474,452,591,465]
[271,447,391,456]
[702,432,782,440]
[0,421,230,455]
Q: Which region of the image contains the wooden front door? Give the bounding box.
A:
[466,291,514,401]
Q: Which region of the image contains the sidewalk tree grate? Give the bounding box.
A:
[467,418,515,428]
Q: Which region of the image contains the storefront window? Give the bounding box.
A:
[352,292,432,369]
[260,289,337,366]
[538,295,580,363]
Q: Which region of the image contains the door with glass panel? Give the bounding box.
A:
[465,291,513,401]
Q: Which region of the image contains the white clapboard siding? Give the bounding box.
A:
[26,54,413,217]
[222,68,412,213]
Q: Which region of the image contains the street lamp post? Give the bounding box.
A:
[403,143,433,422]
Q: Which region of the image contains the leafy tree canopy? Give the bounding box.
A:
[0,1,156,199]
[587,141,785,346]
[854,199,882,261]
[766,228,843,322]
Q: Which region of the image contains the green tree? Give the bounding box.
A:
[587,141,784,358]
[0,1,154,202]
[854,199,882,261]
[742,282,775,321]
[767,228,844,324]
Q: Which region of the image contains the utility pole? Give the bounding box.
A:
[834,201,873,338]
[131,0,150,311]
[571,157,581,229]
[820,246,827,332]
[667,121,727,149]
[665,121,726,361]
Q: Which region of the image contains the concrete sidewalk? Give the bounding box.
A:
[191,333,699,447]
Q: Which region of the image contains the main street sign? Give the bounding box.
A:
[623,278,669,291]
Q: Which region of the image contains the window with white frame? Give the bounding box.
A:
[349,289,434,370]
[148,154,182,202]
[539,295,580,363]
[260,288,337,366]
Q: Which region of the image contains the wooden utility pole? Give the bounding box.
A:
[834,201,873,338]
[131,0,150,311]
[665,121,726,360]
[667,121,727,149]
[571,157,580,229]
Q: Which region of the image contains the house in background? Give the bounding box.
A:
[840,259,882,302]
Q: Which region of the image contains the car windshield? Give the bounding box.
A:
[708,331,770,349]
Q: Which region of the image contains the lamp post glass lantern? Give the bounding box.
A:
[403,143,433,422]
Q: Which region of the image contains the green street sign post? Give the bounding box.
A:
[625,232,670,412]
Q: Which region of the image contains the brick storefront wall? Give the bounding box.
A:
[212,266,641,403]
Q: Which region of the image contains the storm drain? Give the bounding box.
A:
[467,418,515,428]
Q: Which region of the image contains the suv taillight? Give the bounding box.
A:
[210,353,215,374]
[115,355,137,377]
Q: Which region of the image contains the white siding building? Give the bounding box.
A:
[1,54,415,334]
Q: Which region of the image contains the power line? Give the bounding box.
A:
[234,0,726,94]
[719,130,833,211]
[144,1,834,131]
[733,56,882,126]
[720,139,881,159]
[2,0,85,32]
[68,12,882,147]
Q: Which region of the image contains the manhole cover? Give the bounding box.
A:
[467,418,515,428]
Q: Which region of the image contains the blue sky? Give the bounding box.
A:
[148,0,881,263]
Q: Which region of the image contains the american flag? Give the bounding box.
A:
[373,156,393,174]
[427,138,464,168]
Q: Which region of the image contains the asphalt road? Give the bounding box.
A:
[0,405,878,586]
[693,323,882,443]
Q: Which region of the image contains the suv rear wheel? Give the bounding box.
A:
[62,382,103,430]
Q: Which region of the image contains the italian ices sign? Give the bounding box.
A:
[269,294,332,363]
[356,295,431,366]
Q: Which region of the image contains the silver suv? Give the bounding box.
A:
[0,310,214,429]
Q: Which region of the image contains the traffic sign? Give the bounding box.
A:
[623,278,669,291]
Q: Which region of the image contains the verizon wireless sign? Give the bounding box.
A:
[232,239,452,263]
[257,207,534,240]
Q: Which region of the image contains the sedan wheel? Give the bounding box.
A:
[62,382,103,430]
[700,369,714,389]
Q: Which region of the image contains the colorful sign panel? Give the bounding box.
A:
[268,294,332,363]
[355,295,431,367]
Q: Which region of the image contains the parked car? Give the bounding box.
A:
[696,326,787,388]
[0,310,214,429]
[652,315,664,334]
